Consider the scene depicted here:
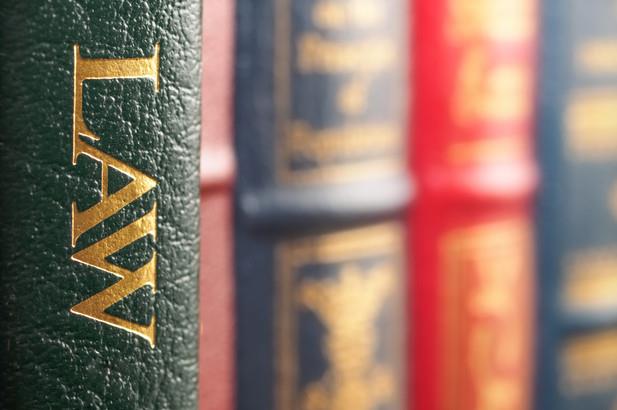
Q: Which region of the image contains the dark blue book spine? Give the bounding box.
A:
[233,0,410,409]
[537,0,617,407]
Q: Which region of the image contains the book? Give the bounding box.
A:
[199,0,235,409]
[410,0,538,408]
[233,0,410,409]
[536,0,617,407]
[0,1,201,408]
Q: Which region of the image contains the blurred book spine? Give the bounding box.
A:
[410,0,538,409]
[233,0,410,409]
[536,0,617,407]
[199,0,235,409]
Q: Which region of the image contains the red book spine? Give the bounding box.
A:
[410,1,538,409]
[199,0,235,409]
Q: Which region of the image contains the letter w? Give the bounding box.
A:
[71,206,157,347]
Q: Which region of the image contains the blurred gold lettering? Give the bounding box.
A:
[566,90,617,160]
[561,330,617,396]
[565,247,617,311]
[446,0,534,133]
[468,237,527,409]
[297,0,396,116]
[276,224,403,410]
[451,47,531,124]
[297,34,395,74]
[337,73,373,115]
[312,0,385,30]
[282,121,403,183]
[447,0,534,41]
[70,44,160,347]
[299,264,396,410]
[578,40,617,74]
[447,137,529,164]
[289,121,399,160]
[278,0,404,184]
[442,220,532,409]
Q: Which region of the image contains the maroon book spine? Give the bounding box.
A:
[199,0,235,409]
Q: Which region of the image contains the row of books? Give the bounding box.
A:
[205,0,617,408]
[1,0,616,408]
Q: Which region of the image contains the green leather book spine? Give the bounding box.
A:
[0,1,201,408]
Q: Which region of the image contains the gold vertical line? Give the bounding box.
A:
[276,245,297,410]
[72,44,79,166]
[274,0,295,401]
[274,0,293,403]
[153,43,160,92]
[274,0,292,184]
[441,234,461,410]
[71,44,82,249]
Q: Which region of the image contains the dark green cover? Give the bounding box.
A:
[0,1,201,408]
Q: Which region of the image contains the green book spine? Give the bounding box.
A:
[0,1,201,408]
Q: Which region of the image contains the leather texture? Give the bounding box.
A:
[536,0,617,407]
[233,0,410,409]
[0,1,201,409]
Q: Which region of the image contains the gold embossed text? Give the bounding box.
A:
[70,44,160,347]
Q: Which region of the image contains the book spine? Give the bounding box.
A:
[536,0,617,407]
[199,0,235,409]
[0,1,201,408]
[411,0,538,409]
[234,0,410,409]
